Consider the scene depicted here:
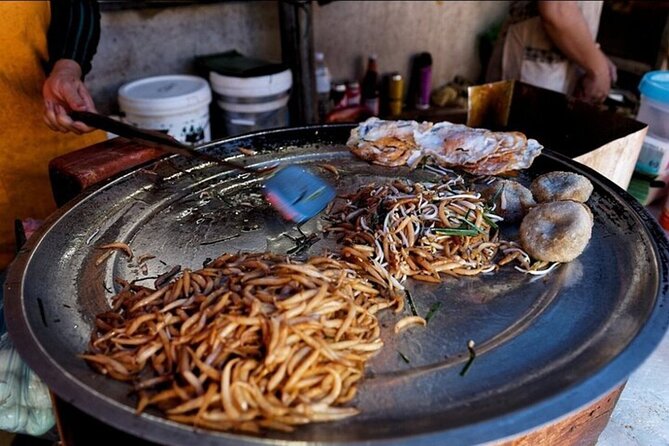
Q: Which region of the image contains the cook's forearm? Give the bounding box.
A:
[537,1,608,76]
[46,0,101,79]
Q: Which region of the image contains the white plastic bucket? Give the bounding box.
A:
[209,69,292,136]
[118,75,212,144]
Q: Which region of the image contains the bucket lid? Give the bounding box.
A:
[639,71,669,104]
[118,75,212,115]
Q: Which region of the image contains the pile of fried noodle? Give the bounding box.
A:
[326,176,557,288]
[84,253,401,433]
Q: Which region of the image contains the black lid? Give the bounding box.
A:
[194,50,288,78]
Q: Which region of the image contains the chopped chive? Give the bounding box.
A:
[405,290,418,316]
[434,227,480,236]
[424,302,442,324]
[302,186,327,203]
[482,213,498,230]
[199,233,241,246]
[459,217,484,233]
[37,298,47,328]
[459,340,477,376]
[399,351,411,363]
[490,183,505,208]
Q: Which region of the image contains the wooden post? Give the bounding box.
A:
[279,0,318,125]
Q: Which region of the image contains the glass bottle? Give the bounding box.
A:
[315,52,332,122]
[361,54,379,116]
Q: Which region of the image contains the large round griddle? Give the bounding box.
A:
[5,124,669,445]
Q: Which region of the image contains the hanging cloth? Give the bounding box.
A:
[0,1,105,268]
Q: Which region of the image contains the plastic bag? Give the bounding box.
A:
[0,308,54,435]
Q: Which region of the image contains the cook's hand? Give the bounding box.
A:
[43,59,97,134]
[574,51,612,104]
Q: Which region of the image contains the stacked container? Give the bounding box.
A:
[209,69,292,136]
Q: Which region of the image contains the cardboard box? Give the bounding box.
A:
[468,80,648,189]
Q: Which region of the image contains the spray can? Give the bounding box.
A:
[415,52,432,110]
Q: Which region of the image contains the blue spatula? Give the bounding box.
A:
[263,165,336,223]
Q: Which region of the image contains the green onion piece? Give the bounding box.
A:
[424,302,442,324]
[482,213,498,230]
[434,227,480,236]
[399,351,411,364]
[459,217,484,233]
[490,183,505,208]
[405,290,418,316]
[302,186,327,203]
[459,340,477,376]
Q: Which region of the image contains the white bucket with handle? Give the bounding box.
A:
[118,75,212,144]
[209,69,292,136]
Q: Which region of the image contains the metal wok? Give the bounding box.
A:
[5,124,669,445]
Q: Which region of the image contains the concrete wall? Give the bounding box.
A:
[313,1,509,91]
[87,2,281,114]
[87,1,509,115]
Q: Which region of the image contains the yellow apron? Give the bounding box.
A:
[0,1,105,268]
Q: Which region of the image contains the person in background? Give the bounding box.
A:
[486,1,616,104]
[0,0,104,269]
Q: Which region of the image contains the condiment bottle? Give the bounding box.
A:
[388,73,404,117]
[361,54,380,116]
[314,52,332,122]
[346,81,361,106]
[331,82,347,110]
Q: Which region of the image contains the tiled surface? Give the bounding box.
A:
[598,204,669,445]
[598,330,669,445]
